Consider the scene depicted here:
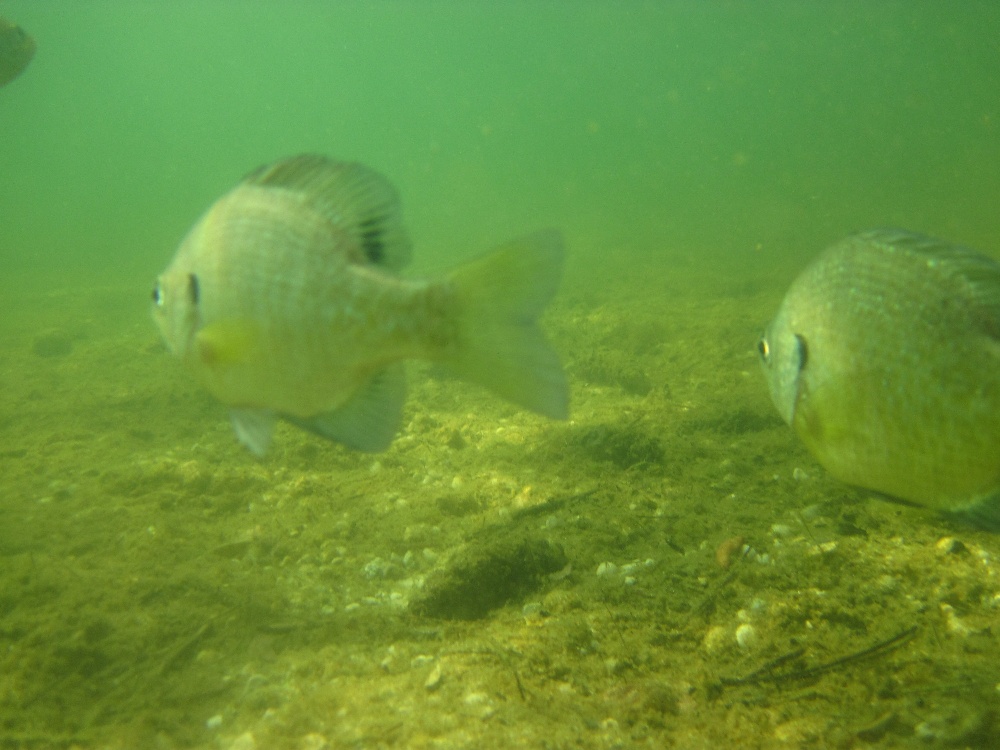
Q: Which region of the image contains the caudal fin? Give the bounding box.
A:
[443,229,569,419]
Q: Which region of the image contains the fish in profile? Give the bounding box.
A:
[0,16,35,88]
[152,154,568,455]
[758,229,1000,529]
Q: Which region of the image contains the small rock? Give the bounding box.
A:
[425,662,443,691]
[735,623,759,650]
[411,536,567,620]
[702,625,729,654]
[935,536,967,556]
[715,535,745,569]
[596,561,618,576]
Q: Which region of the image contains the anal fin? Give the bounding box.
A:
[942,491,1000,532]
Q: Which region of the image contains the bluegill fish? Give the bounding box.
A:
[152,155,568,455]
[758,229,1000,529]
[0,15,35,87]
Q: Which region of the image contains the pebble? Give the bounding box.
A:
[935,536,967,556]
[735,623,759,650]
[425,662,443,691]
[596,561,618,576]
[715,536,745,569]
[940,603,975,636]
[702,625,728,654]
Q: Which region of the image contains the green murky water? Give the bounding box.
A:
[1,2,998,748]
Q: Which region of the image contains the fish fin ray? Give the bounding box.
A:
[244,154,411,271]
[230,409,276,457]
[443,229,569,419]
[286,364,406,452]
[941,491,1000,532]
[859,229,1000,338]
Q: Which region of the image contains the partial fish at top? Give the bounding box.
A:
[152,154,569,455]
[0,16,35,88]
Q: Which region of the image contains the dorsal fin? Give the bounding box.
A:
[244,154,411,271]
[858,228,1000,339]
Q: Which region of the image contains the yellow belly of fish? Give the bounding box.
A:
[795,390,1000,510]
[192,320,377,418]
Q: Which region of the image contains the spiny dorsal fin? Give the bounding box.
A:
[244,154,411,271]
[858,228,1000,339]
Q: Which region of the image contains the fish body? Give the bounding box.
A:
[0,16,35,87]
[759,229,1000,527]
[153,155,568,454]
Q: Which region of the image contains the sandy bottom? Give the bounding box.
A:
[0,267,998,749]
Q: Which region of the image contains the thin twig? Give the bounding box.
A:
[721,626,918,688]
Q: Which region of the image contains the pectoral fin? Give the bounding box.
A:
[230,408,276,456]
[196,320,262,367]
[943,491,1000,532]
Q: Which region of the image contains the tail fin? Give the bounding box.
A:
[443,229,569,419]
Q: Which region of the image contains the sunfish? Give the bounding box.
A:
[0,15,35,88]
[152,154,568,455]
[759,229,1000,529]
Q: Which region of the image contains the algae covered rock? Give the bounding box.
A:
[413,537,567,620]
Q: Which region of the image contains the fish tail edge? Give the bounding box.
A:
[443,229,569,420]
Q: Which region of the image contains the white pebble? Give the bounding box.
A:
[596,561,618,576]
[702,625,728,654]
[425,662,443,691]
[941,603,975,636]
[735,623,759,650]
[205,714,223,729]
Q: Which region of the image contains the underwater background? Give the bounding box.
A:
[1,2,999,748]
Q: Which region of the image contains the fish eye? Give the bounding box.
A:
[757,336,769,361]
[152,284,163,306]
[794,334,809,369]
[187,273,200,305]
